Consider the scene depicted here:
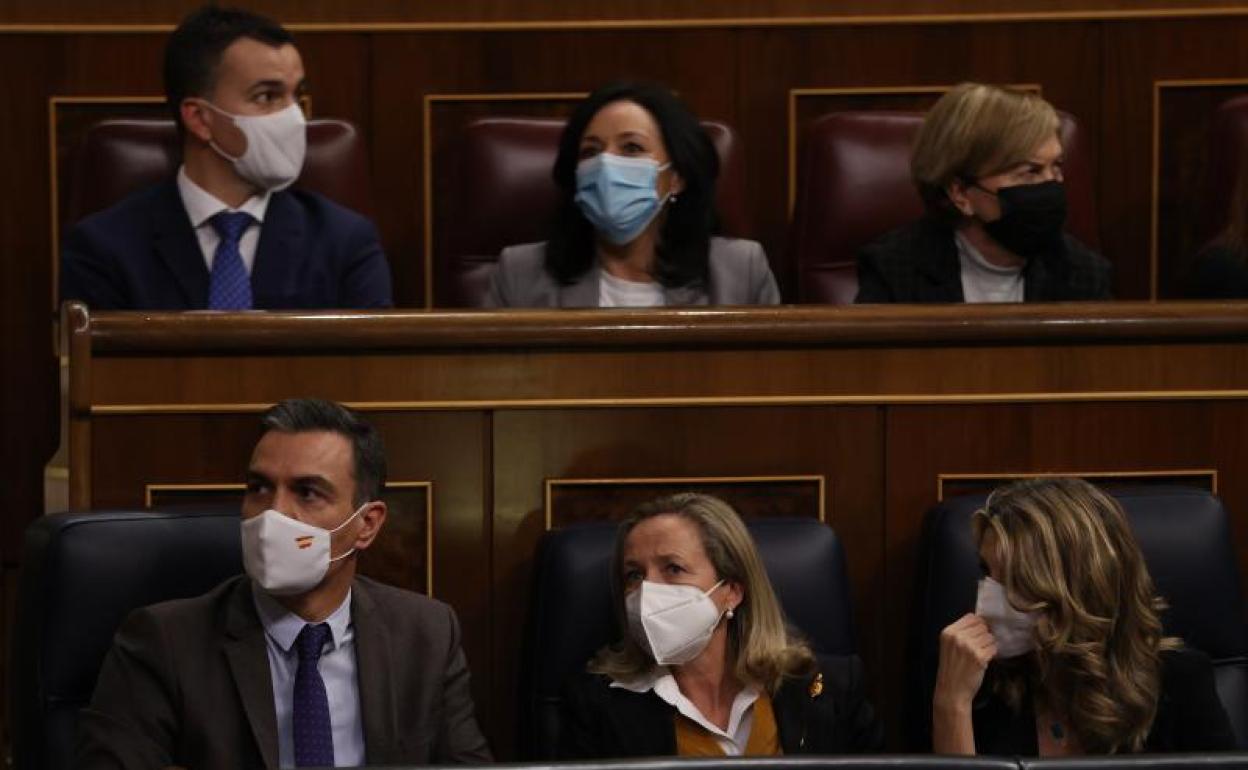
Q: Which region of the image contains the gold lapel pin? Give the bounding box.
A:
[809,672,824,698]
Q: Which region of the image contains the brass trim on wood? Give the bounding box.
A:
[1150,78,1248,301]
[543,474,827,530]
[420,91,586,308]
[142,480,437,595]
[84,389,1248,416]
[7,7,1248,34]
[936,468,1218,501]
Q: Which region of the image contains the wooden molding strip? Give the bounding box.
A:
[7,7,1248,33]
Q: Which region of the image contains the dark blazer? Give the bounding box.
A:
[1189,243,1248,299]
[559,654,883,759]
[483,237,781,308]
[61,178,393,310]
[855,217,1112,303]
[971,647,1235,755]
[77,575,491,770]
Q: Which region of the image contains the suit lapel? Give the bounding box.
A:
[772,674,813,753]
[222,580,280,770]
[917,223,965,303]
[608,687,677,755]
[251,191,303,308]
[352,580,399,764]
[152,179,211,308]
[558,266,601,307]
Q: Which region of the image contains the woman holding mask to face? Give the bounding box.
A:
[934,477,1234,756]
[484,82,780,308]
[856,83,1111,303]
[561,493,882,758]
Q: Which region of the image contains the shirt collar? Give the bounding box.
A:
[177,164,271,229]
[608,666,760,741]
[252,582,353,654]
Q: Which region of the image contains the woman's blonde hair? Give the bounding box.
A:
[973,477,1179,754]
[588,493,815,692]
[911,82,1060,221]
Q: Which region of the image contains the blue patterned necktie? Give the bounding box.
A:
[207,210,255,310]
[293,622,335,767]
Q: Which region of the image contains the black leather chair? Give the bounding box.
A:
[520,517,857,760]
[910,485,1248,751]
[1021,756,1248,769]
[9,509,242,770]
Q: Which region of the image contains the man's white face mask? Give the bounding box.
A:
[625,579,727,666]
[200,100,307,191]
[241,503,366,595]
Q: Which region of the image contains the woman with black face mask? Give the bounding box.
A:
[854,83,1111,304]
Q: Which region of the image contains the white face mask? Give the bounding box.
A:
[201,101,307,191]
[241,503,366,596]
[625,579,726,666]
[976,576,1040,658]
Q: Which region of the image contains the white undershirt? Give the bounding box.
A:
[956,231,1025,303]
[610,667,760,756]
[176,165,271,275]
[598,270,666,307]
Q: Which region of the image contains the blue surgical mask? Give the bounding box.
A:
[574,153,672,245]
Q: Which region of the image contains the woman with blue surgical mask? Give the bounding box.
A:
[484,82,780,308]
[560,493,882,759]
[932,478,1234,757]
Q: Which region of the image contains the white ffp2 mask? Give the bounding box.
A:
[625,579,726,666]
[976,576,1039,658]
[241,504,366,596]
[202,101,307,191]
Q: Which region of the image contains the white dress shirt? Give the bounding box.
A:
[610,667,760,756]
[176,165,271,275]
[956,231,1025,303]
[598,270,666,307]
[252,585,366,768]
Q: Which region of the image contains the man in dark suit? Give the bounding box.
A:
[60,6,392,310]
[77,399,490,768]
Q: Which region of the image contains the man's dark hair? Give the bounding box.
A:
[260,398,386,506]
[546,80,721,289]
[163,5,294,130]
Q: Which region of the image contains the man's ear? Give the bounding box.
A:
[180,99,214,144]
[352,501,387,552]
[945,178,976,218]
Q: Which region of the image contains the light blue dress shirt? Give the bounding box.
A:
[252,584,366,768]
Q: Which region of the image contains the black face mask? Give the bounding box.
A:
[975,180,1067,258]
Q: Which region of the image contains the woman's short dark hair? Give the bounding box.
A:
[545,81,720,288]
[164,5,294,130]
[260,398,386,506]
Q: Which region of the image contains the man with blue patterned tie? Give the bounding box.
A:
[60,6,393,310]
[78,399,491,768]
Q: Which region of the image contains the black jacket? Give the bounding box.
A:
[971,647,1235,755]
[855,217,1112,303]
[560,653,883,759]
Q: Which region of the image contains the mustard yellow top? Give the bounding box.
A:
[674,691,782,757]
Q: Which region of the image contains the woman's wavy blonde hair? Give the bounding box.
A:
[973,477,1179,754]
[588,493,815,693]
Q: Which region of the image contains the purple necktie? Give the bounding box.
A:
[293,623,335,767]
[207,210,254,310]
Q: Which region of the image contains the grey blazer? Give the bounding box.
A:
[483,236,781,307]
[77,575,491,770]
